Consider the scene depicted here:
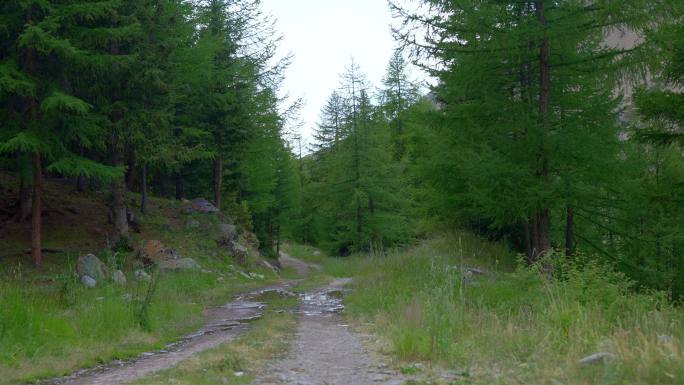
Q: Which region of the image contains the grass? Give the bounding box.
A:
[132,291,300,385]
[0,176,278,384]
[305,231,684,385]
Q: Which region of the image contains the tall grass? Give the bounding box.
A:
[0,267,260,384]
[337,232,683,384]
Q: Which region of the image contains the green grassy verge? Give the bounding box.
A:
[0,196,276,385]
[133,292,299,385]
[297,232,684,385]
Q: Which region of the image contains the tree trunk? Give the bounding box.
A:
[175,172,184,200]
[141,163,148,214]
[76,145,87,192]
[25,5,42,267]
[109,40,128,243]
[31,152,42,267]
[17,173,32,222]
[565,205,575,257]
[532,0,552,261]
[213,156,223,210]
[111,144,129,243]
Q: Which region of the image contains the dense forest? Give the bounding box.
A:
[1,0,684,297]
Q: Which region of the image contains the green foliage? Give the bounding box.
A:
[339,235,683,384]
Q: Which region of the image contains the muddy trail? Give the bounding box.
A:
[253,278,406,385]
[46,256,309,385]
[46,254,406,384]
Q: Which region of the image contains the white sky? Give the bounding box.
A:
[260,0,405,146]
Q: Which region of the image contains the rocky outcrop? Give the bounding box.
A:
[139,240,200,270]
[182,198,219,214]
[217,223,238,245]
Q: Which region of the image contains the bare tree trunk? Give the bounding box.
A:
[565,205,575,256]
[17,173,32,222]
[141,163,148,214]
[175,172,184,200]
[109,41,128,243]
[76,145,87,192]
[111,143,129,243]
[25,5,42,267]
[213,156,223,210]
[533,0,552,261]
[31,152,42,267]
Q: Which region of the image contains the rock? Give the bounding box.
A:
[658,335,674,345]
[112,270,127,286]
[249,272,265,280]
[140,240,182,265]
[259,259,280,273]
[159,258,201,270]
[77,254,109,280]
[185,219,201,229]
[578,352,615,366]
[135,269,152,282]
[228,241,249,264]
[81,275,97,288]
[313,250,322,257]
[217,223,238,245]
[182,198,219,214]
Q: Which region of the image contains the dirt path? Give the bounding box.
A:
[49,255,310,385]
[49,255,404,385]
[253,278,406,385]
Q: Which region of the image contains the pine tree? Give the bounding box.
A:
[0,1,124,265]
[397,0,660,261]
[381,50,419,160]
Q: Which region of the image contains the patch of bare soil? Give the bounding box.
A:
[253,278,407,385]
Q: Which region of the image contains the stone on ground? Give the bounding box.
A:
[182,198,219,214]
[112,270,127,285]
[81,275,97,288]
[135,269,152,282]
[578,352,615,366]
[77,254,109,280]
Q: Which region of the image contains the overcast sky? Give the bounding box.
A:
[260,0,410,146]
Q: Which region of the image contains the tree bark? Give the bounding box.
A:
[111,143,129,243]
[76,145,87,192]
[175,172,184,200]
[26,5,42,267]
[141,163,148,214]
[17,173,32,222]
[533,0,552,261]
[565,205,575,256]
[31,152,42,267]
[109,41,128,243]
[213,156,223,210]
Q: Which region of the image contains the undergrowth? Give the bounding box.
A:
[303,232,684,385]
[0,197,276,384]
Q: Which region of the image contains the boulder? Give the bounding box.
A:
[159,258,202,270]
[81,275,97,288]
[230,241,249,264]
[112,270,127,286]
[135,269,152,282]
[77,254,109,280]
[182,198,219,214]
[313,250,322,257]
[217,223,238,245]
